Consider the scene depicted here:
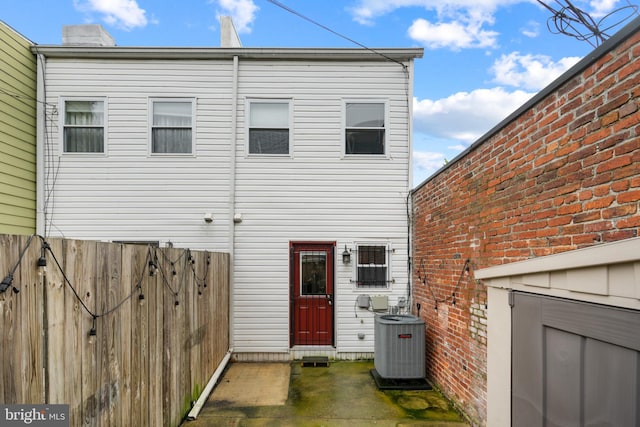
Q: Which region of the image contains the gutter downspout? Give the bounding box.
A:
[35,53,46,236]
[228,55,239,352]
[187,55,239,421]
[186,349,233,420]
[406,59,415,313]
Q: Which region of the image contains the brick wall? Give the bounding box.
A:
[411,26,640,425]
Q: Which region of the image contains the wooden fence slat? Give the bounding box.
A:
[61,239,84,426]
[80,240,98,426]
[148,248,163,427]
[123,245,138,425]
[45,238,66,404]
[0,235,20,404]
[21,235,44,403]
[0,235,230,427]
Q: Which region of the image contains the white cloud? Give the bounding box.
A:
[215,0,259,33]
[350,0,522,50]
[413,87,535,143]
[408,16,499,50]
[589,0,619,17]
[349,0,519,25]
[491,52,582,90]
[521,20,540,38]
[74,0,148,30]
[414,150,447,175]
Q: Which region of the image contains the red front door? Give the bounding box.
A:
[291,242,334,346]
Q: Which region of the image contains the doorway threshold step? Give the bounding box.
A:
[301,356,330,367]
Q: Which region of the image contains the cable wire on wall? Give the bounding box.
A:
[416,258,472,310]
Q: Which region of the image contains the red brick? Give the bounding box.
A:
[601,111,619,126]
[573,211,602,223]
[584,196,615,210]
[602,204,637,219]
[585,221,614,232]
[617,216,640,228]
[572,234,601,245]
[596,156,631,173]
[618,190,640,203]
[619,100,638,117]
[611,180,630,192]
[603,229,638,241]
[558,203,582,215]
[578,189,593,200]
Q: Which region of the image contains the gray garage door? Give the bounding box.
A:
[512,292,640,427]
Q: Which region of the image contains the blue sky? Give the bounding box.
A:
[3,0,637,185]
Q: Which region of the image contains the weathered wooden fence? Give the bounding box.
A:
[0,234,230,426]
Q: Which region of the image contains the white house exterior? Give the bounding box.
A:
[34,23,423,360]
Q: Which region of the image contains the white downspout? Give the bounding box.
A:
[35,53,46,237]
[406,59,415,313]
[187,55,239,422]
[186,349,233,420]
[228,55,239,351]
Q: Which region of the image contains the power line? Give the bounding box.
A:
[264,0,408,69]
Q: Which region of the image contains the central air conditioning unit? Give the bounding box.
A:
[374,314,425,379]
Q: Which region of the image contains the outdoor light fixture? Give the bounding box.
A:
[342,245,351,264]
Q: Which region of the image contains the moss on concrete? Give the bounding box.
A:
[183,360,468,426]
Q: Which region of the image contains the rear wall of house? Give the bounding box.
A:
[0,22,36,235]
[40,54,413,358]
[411,27,640,425]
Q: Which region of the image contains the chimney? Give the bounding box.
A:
[220,16,242,47]
[62,24,115,46]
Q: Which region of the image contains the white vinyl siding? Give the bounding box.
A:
[41,54,415,356]
[42,60,233,248]
[233,60,410,354]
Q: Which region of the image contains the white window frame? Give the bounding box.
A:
[60,97,108,155]
[245,98,293,157]
[342,99,388,157]
[351,242,393,289]
[148,98,196,156]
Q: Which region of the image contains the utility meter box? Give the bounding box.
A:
[370,295,388,311]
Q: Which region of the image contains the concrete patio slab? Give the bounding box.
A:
[209,363,290,407]
[183,360,469,426]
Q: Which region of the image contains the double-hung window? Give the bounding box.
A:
[247,100,291,155]
[355,244,390,288]
[150,99,194,154]
[345,101,386,155]
[63,99,105,153]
